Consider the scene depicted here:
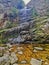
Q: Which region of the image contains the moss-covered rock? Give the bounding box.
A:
[30,16,49,43]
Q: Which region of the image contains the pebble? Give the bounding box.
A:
[18,51,23,54]
[17,47,20,49]
[34,47,43,51]
[33,49,37,52]
[20,31,29,35]
[9,48,13,51]
[45,62,49,65]
[17,47,23,50]
[21,60,27,64]
[6,43,12,48]
[30,58,42,65]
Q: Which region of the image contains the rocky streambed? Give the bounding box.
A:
[0,43,49,65]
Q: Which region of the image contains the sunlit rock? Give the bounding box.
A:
[34,47,44,51]
[17,51,23,55]
[9,52,18,64]
[30,58,42,65]
[21,60,27,64]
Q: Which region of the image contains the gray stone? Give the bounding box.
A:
[34,47,43,51]
[20,31,29,35]
[21,60,27,64]
[12,35,25,43]
[30,58,42,65]
[0,54,9,64]
[6,43,12,48]
[17,51,23,54]
[13,63,18,65]
[9,52,18,64]
[27,0,49,16]
[33,49,37,53]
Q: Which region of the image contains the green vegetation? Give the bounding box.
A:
[0,16,49,44]
[0,27,18,44]
[4,20,18,29]
[31,7,38,17]
[30,16,49,43]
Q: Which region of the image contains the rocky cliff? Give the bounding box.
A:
[0,0,25,13]
[27,0,49,16]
